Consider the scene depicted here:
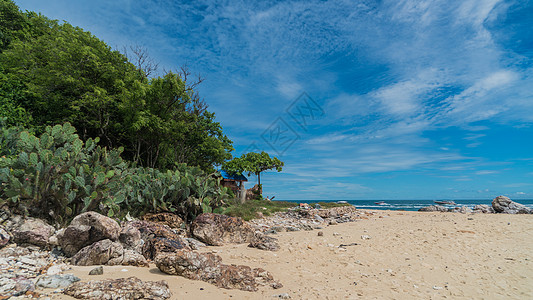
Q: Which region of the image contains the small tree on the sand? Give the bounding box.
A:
[223,151,284,197]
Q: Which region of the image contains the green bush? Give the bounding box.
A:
[0,121,230,224]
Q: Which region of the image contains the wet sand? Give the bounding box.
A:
[55,210,533,299]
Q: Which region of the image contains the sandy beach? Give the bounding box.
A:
[50,209,533,300]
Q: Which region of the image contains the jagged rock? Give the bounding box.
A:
[14,277,35,295]
[473,204,495,214]
[0,277,16,295]
[89,266,103,275]
[118,224,142,252]
[418,205,449,212]
[36,274,80,289]
[140,213,184,229]
[450,206,473,214]
[71,239,124,266]
[142,236,190,261]
[0,226,10,248]
[58,212,120,256]
[492,196,532,214]
[185,238,207,250]
[70,239,148,267]
[12,217,55,247]
[128,220,181,241]
[155,250,282,292]
[63,277,171,299]
[248,234,280,251]
[191,213,255,246]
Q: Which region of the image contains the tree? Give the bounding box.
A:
[223,151,284,196]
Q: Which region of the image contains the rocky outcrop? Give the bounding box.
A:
[58,212,120,256]
[492,196,532,214]
[191,213,255,246]
[118,224,143,252]
[473,204,495,214]
[142,236,190,261]
[248,234,280,251]
[418,205,449,212]
[36,274,80,289]
[140,213,184,229]
[450,206,473,214]
[11,217,55,247]
[155,250,282,291]
[128,220,181,241]
[63,277,171,299]
[71,239,148,267]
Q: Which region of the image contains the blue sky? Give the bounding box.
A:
[14,0,533,200]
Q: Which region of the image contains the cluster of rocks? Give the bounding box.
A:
[0,204,364,298]
[418,196,533,214]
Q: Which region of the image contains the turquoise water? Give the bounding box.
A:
[281,199,533,211]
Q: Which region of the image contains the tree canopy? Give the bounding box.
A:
[223,151,284,195]
[0,0,232,171]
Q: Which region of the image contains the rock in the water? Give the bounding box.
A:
[418,205,449,212]
[248,234,280,251]
[71,239,124,266]
[492,196,532,214]
[58,212,120,256]
[63,276,171,299]
[142,236,190,261]
[0,226,10,248]
[36,274,81,289]
[191,213,255,246]
[89,266,103,275]
[155,250,282,292]
[450,206,473,214]
[140,213,184,229]
[12,217,55,247]
[473,204,495,214]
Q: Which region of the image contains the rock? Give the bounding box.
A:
[317,231,324,236]
[14,277,35,295]
[418,205,449,212]
[118,224,142,252]
[128,220,181,241]
[273,293,291,299]
[118,249,149,267]
[58,212,120,256]
[47,263,69,275]
[142,236,190,261]
[191,213,255,246]
[314,204,322,209]
[314,215,324,223]
[185,238,207,250]
[12,217,55,247]
[36,274,81,289]
[271,226,285,233]
[248,234,280,251]
[89,266,103,275]
[246,184,262,201]
[473,204,495,214]
[71,239,124,266]
[492,196,532,214]
[328,220,338,225]
[155,250,282,292]
[0,226,10,248]
[63,276,171,299]
[140,213,184,229]
[361,235,371,240]
[286,226,300,232]
[450,206,473,214]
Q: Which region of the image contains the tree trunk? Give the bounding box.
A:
[257,172,262,196]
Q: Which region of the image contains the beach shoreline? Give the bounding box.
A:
[48,209,533,299]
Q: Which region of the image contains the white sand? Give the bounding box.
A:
[53,210,533,299]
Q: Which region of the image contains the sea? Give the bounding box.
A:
[282,199,533,211]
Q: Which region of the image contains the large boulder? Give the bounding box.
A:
[128,220,181,241]
[63,277,171,299]
[58,212,120,256]
[492,196,532,214]
[473,204,495,214]
[12,217,55,247]
[118,224,143,252]
[418,205,449,212]
[36,274,80,289]
[191,213,255,246]
[71,239,148,267]
[155,250,282,291]
[142,236,190,261]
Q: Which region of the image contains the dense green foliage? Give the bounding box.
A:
[0,0,232,171]
[223,151,284,195]
[0,121,230,225]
